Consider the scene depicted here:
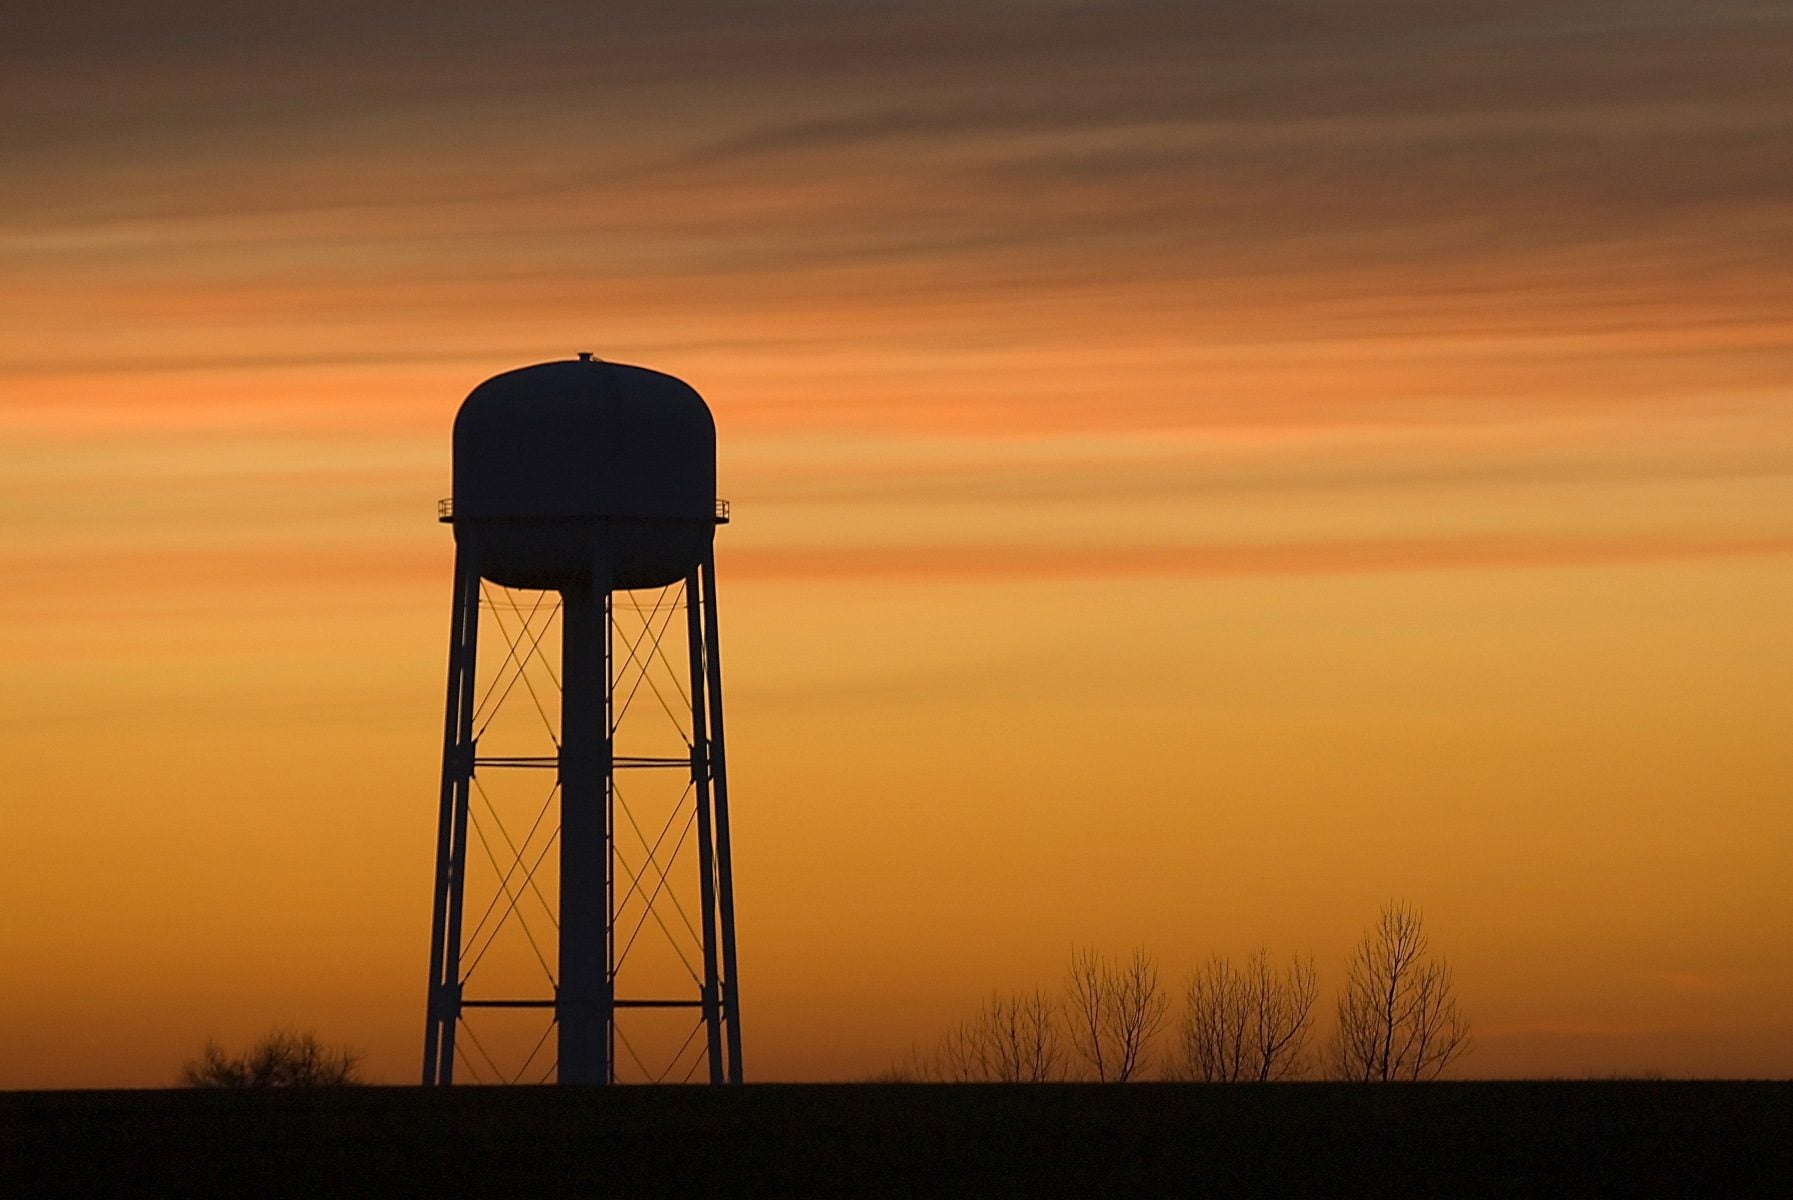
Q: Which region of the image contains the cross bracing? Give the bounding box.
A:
[423,554,741,1086]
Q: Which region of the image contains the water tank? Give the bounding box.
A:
[449,356,719,591]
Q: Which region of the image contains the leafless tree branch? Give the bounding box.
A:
[1176,949,1316,1081]
[1065,947,1167,1082]
[920,989,1065,1083]
[1330,901,1472,1081]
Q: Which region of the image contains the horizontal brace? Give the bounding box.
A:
[459,998,703,1010]
[438,498,729,526]
[472,756,691,770]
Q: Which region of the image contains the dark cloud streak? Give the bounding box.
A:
[4,1,1790,423]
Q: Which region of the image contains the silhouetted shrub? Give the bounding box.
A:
[180,1029,362,1088]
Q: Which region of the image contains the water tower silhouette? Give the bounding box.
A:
[422,355,742,1085]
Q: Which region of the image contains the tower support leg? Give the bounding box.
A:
[424,547,480,1085]
[686,568,726,1083]
[701,552,745,1082]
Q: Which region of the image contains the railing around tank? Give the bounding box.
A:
[437,497,730,524]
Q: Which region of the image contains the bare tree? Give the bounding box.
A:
[1065,949,1110,1080]
[1177,956,1249,1082]
[985,988,1064,1083]
[921,989,1064,1083]
[925,1019,982,1083]
[181,1029,362,1088]
[1247,949,1319,1080]
[1065,947,1167,1082]
[1330,901,1472,1081]
[1177,949,1317,1081]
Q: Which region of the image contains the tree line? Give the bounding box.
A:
[908,900,1472,1082]
[178,901,1468,1087]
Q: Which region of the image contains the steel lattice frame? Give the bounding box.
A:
[422,549,741,1085]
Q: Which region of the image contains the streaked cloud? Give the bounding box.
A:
[6,3,1789,420]
[726,533,1793,583]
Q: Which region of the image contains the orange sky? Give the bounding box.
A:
[3,2,1791,1086]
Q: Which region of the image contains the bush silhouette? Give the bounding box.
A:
[180,1029,362,1088]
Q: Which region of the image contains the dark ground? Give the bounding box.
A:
[3,1081,1788,1197]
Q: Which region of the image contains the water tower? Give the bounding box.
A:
[421,355,742,1085]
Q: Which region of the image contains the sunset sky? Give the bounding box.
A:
[3,1,1791,1086]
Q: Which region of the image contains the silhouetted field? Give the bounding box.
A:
[5,1081,1788,1196]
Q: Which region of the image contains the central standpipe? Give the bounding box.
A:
[558,578,611,1084]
